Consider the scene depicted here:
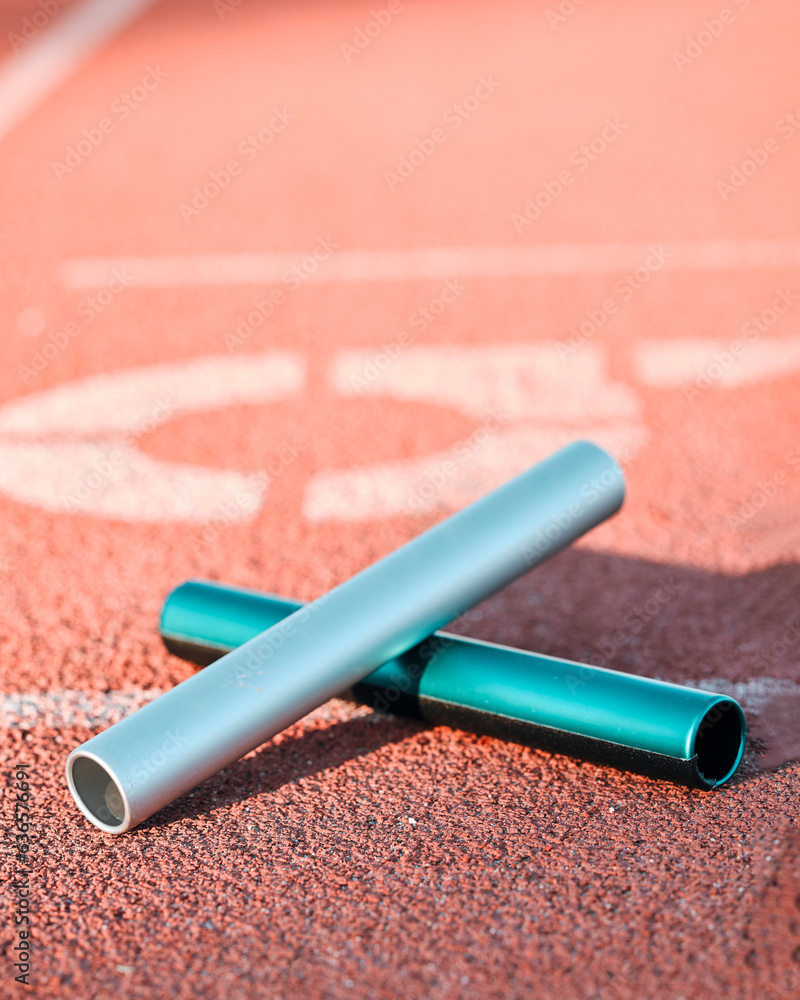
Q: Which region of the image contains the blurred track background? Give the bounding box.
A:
[1,0,799,997]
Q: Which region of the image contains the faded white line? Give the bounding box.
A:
[303,423,647,522]
[0,689,375,729]
[3,688,164,729]
[0,0,157,143]
[635,337,800,388]
[0,349,304,436]
[677,677,800,714]
[2,679,798,729]
[309,343,645,521]
[59,240,800,288]
[331,343,639,420]
[0,350,303,522]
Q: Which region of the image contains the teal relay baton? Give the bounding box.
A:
[161,579,746,790]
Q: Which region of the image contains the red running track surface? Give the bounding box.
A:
[0,0,799,997]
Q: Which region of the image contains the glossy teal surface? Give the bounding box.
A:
[163,580,302,652]
[162,580,746,788]
[416,633,737,762]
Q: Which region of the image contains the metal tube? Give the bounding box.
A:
[161,581,746,791]
[66,440,624,833]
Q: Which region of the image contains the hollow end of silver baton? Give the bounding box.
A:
[66,752,131,834]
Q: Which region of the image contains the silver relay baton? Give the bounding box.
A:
[66,440,624,833]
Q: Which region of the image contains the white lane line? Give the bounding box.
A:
[2,678,797,729]
[308,343,646,521]
[0,690,374,729]
[0,349,304,437]
[330,343,640,421]
[0,350,304,523]
[678,677,800,713]
[303,423,647,522]
[59,240,800,288]
[635,337,800,388]
[0,0,158,143]
[3,688,164,728]
[0,439,270,523]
